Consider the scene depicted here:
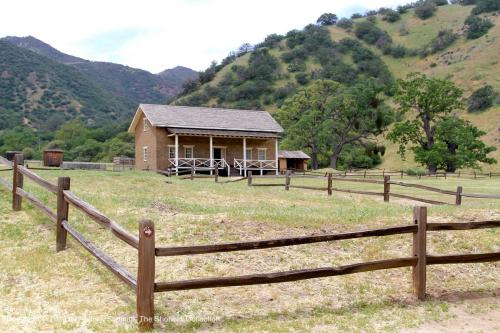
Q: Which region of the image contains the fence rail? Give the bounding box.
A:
[245,171,499,205]
[0,154,499,331]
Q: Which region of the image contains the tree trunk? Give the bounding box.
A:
[445,142,457,173]
[311,144,319,170]
[330,144,343,170]
[428,164,437,174]
[330,154,338,170]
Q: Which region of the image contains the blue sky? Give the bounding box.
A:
[2,0,408,73]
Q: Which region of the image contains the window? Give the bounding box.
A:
[257,148,266,160]
[143,118,149,131]
[245,148,253,160]
[168,146,175,159]
[143,146,149,162]
[184,146,193,159]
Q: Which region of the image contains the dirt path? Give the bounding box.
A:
[405,292,500,333]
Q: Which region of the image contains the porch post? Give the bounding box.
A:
[243,137,247,177]
[209,136,213,175]
[174,134,179,175]
[275,138,279,175]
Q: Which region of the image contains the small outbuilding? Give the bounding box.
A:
[43,149,64,167]
[278,150,310,173]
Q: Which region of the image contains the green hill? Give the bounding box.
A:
[0,40,130,130]
[175,3,500,171]
[2,36,198,108]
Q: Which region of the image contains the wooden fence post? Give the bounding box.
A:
[444,172,447,180]
[455,186,462,206]
[247,171,252,186]
[412,206,427,300]
[363,170,366,179]
[383,175,390,202]
[401,170,404,179]
[214,166,219,183]
[285,170,291,191]
[327,173,332,196]
[137,219,155,331]
[12,153,24,211]
[56,177,71,252]
[190,167,194,180]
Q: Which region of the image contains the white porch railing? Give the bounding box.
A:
[234,158,277,175]
[169,158,229,173]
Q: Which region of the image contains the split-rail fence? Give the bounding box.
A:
[0,154,499,330]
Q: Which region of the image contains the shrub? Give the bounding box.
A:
[317,13,338,25]
[22,147,34,160]
[468,85,497,111]
[382,9,401,22]
[399,24,410,36]
[420,29,458,56]
[259,34,284,48]
[295,72,309,85]
[351,13,363,19]
[464,15,494,39]
[471,0,500,14]
[405,167,428,176]
[434,0,449,5]
[415,1,437,19]
[337,18,354,29]
[367,16,377,23]
[354,21,391,45]
[397,5,409,13]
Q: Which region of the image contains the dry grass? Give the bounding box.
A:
[0,170,499,332]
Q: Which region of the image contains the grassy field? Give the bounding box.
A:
[0,169,499,332]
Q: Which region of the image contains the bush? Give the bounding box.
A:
[397,5,409,13]
[382,9,401,22]
[295,72,309,85]
[468,85,497,112]
[337,18,354,29]
[471,0,500,14]
[434,0,449,5]
[351,13,363,19]
[354,21,391,45]
[415,1,437,19]
[405,167,428,176]
[22,147,34,160]
[259,34,284,48]
[317,13,338,25]
[464,15,494,39]
[420,29,458,56]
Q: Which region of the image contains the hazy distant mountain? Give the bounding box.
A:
[2,36,198,106]
[158,66,199,86]
[0,36,198,129]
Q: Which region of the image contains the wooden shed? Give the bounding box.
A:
[43,149,64,167]
[6,151,22,161]
[278,150,310,173]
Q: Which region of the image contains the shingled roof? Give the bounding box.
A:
[128,104,283,134]
[278,150,311,159]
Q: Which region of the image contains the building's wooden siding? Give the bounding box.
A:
[135,112,157,170]
[135,113,278,170]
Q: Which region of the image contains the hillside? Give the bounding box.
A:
[2,36,198,108]
[0,40,130,129]
[175,4,500,171]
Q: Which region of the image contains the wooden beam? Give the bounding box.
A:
[155,257,417,292]
[137,220,155,330]
[412,206,427,300]
[62,220,137,289]
[12,154,24,211]
[155,225,417,257]
[56,177,71,252]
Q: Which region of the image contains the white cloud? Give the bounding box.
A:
[1,0,408,73]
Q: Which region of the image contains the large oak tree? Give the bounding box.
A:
[277,79,393,169]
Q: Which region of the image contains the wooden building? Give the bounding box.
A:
[43,149,64,167]
[128,104,284,175]
[278,150,310,173]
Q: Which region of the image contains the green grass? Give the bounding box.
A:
[0,169,499,332]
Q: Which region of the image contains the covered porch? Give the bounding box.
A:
[166,129,278,176]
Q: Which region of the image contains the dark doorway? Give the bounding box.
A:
[213,148,222,160]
